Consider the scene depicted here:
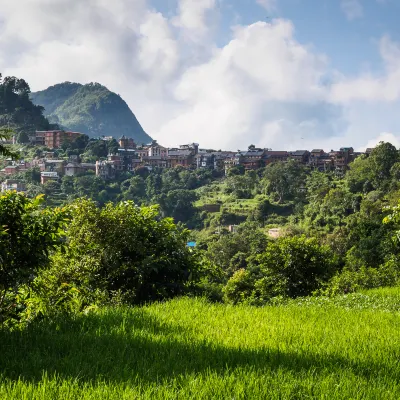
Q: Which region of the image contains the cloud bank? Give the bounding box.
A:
[0,0,399,151]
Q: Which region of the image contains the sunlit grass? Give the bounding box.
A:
[1,290,400,399]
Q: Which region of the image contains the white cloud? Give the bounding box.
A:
[256,0,277,12]
[0,0,399,152]
[172,0,216,40]
[341,0,363,20]
[359,132,400,151]
[330,36,400,103]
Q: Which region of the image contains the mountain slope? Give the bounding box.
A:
[31,82,152,144]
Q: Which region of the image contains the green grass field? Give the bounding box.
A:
[1,288,400,399]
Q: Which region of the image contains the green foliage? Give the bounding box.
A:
[256,236,337,298]
[33,199,198,311]
[222,236,337,305]
[322,259,400,296]
[157,189,199,225]
[0,127,18,158]
[265,160,307,200]
[0,192,68,322]
[0,74,51,135]
[31,82,152,143]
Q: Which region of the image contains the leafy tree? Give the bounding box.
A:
[0,74,50,134]
[0,192,68,320]
[46,199,197,305]
[247,236,337,301]
[370,142,399,188]
[16,131,30,144]
[0,127,18,158]
[157,189,198,224]
[263,160,307,202]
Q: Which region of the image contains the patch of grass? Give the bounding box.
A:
[1,294,400,399]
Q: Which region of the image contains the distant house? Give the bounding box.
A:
[1,179,26,193]
[195,152,215,169]
[167,149,194,168]
[148,142,168,158]
[4,165,19,175]
[65,162,96,176]
[264,151,289,165]
[35,130,82,149]
[240,149,266,170]
[291,150,310,164]
[119,135,136,149]
[41,171,59,185]
[309,149,333,171]
[40,159,67,176]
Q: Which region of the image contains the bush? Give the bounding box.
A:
[28,199,198,314]
[223,236,337,305]
[323,258,400,296]
[0,192,68,324]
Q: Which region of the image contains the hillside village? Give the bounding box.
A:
[0,129,373,190]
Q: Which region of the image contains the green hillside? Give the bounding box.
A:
[1,290,400,399]
[31,82,152,144]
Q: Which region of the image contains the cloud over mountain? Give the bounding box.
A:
[0,0,399,150]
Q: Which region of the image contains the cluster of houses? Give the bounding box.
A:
[96,136,370,179]
[0,130,374,192]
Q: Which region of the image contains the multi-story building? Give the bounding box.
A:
[136,147,149,160]
[167,149,194,168]
[41,171,59,184]
[96,160,116,180]
[65,162,96,176]
[142,156,167,169]
[264,151,289,165]
[195,152,215,169]
[330,147,354,174]
[240,149,266,170]
[119,135,136,149]
[3,165,20,175]
[291,150,310,163]
[309,149,333,171]
[213,152,236,170]
[148,141,168,158]
[39,159,67,176]
[35,130,82,149]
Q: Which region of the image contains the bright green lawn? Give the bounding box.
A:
[1,290,400,399]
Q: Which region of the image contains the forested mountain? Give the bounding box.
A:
[0,74,51,142]
[31,82,152,144]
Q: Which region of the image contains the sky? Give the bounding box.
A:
[0,0,400,151]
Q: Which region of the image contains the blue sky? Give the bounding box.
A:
[1,0,400,150]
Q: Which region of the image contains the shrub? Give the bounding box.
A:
[0,192,68,324]
[30,199,198,312]
[323,258,400,296]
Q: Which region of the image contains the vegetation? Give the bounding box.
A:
[1,292,400,399]
[31,82,152,144]
[0,74,54,143]
[2,73,400,399]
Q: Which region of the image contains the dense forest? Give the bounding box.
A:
[31,82,152,144]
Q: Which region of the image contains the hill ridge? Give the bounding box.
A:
[31,82,152,144]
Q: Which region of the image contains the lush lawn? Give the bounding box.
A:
[1,291,400,399]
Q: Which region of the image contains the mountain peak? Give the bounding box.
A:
[31,82,152,144]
